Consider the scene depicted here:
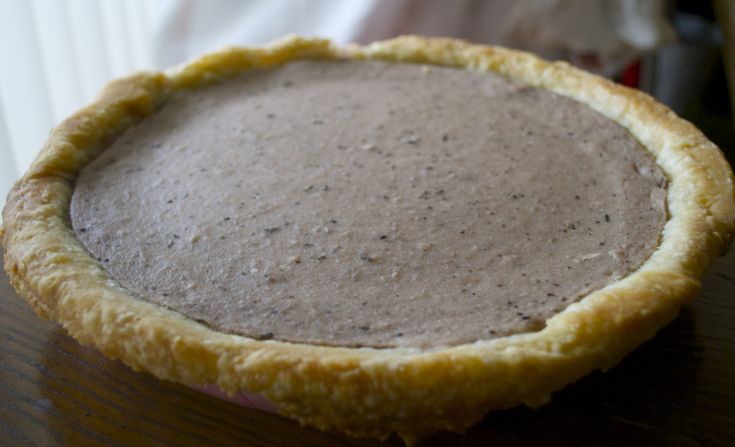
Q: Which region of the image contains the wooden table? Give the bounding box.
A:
[1,248,734,446]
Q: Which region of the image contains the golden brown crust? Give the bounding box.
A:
[2,35,734,443]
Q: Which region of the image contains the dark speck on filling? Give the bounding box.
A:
[70,60,668,349]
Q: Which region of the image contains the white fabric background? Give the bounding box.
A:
[154,0,674,71]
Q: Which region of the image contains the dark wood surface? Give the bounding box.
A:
[1,247,734,446]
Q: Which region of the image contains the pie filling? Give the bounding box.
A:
[70,60,668,349]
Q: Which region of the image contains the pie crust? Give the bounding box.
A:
[2,36,734,443]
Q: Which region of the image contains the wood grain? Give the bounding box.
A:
[1,247,734,446]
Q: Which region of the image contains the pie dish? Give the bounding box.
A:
[2,36,734,443]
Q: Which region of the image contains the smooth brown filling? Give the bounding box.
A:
[71,60,667,348]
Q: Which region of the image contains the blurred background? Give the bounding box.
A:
[0,0,733,203]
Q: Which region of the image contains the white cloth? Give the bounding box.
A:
[153,0,675,75]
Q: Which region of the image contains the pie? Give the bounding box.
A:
[2,36,734,443]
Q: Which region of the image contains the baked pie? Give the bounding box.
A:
[2,36,734,443]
